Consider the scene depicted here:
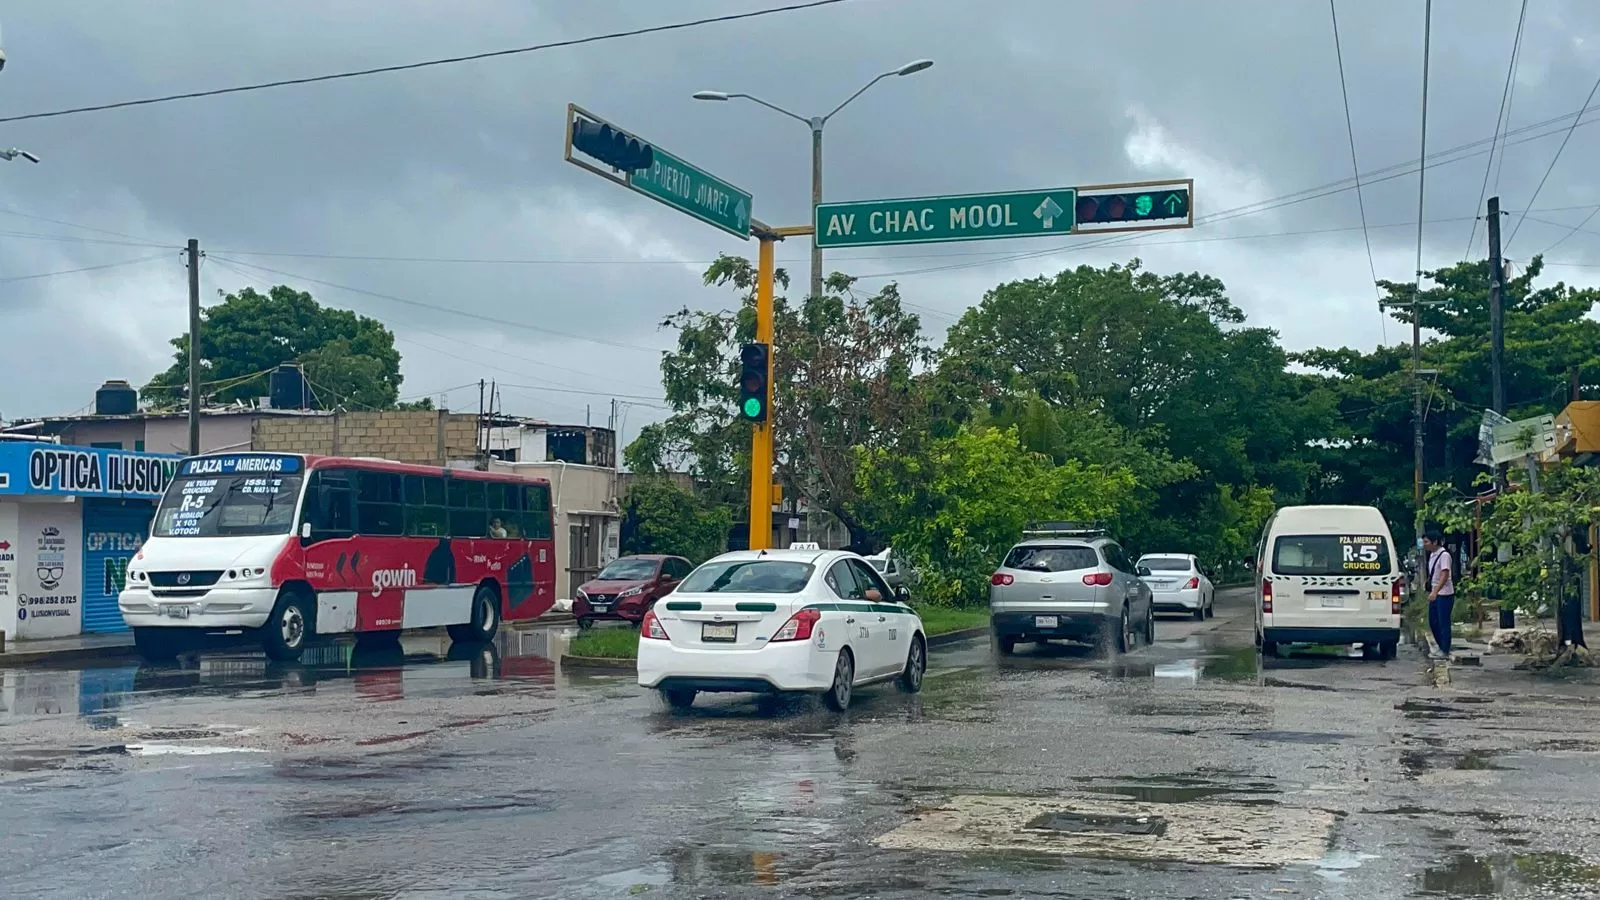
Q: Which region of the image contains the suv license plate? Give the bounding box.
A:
[160,605,190,619]
[1034,615,1058,628]
[702,623,737,642]
[1320,596,1344,608]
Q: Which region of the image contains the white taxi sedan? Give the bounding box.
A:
[637,548,927,711]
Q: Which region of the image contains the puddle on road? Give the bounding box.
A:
[1231,730,1354,745]
[1420,851,1600,895]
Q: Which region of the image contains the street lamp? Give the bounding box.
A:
[0,148,38,163]
[693,59,934,300]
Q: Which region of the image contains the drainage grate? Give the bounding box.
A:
[1025,811,1168,837]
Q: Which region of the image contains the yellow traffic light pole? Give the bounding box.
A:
[746,221,812,550]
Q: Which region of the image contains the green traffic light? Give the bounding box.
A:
[742,397,764,418]
[1134,194,1154,217]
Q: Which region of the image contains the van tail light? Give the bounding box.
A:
[991,573,1014,586]
[1082,572,1113,586]
[1262,580,1274,614]
[770,608,821,642]
[1391,579,1403,615]
[1184,577,1199,590]
[640,609,669,640]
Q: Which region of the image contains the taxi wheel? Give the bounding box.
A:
[1193,603,1206,621]
[897,636,926,694]
[823,649,854,711]
[660,688,696,710]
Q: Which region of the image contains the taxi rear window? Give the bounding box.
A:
[1272,534,1391,576]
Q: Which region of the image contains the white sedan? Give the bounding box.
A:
[637,548,927,711]
[1137,553,1215,620]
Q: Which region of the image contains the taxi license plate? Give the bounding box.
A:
[160,604,190,619]
[1034,615,1058,628]
[1320,596,1344,608]
[702,623,737,642]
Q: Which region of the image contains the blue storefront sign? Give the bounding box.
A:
[0,442,181,499]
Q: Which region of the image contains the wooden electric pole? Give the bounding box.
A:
[186,239,202,456]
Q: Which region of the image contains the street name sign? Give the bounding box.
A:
[565,103,752,241]
[1489,414,1557,464]
[814,188,1079,249]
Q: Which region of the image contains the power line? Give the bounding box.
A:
[0,0,860,125]
[1327,0,1384,341]
[0,253,172,284]
[1504,69,1600,250]
[1465,0,1528,258]
[1538,205,1600,256]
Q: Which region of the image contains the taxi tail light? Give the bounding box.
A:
[640,609,669,640]
[1391,579,1403,615]
[991,573,1014,586]
[1184,577,1200,590]
[1262,580,1274,614]
[770,608,821,642]
[1082,572,1113,586]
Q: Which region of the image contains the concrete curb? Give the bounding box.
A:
[558,626,991,675]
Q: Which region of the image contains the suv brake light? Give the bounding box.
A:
[770,608,821,642]
[1391,579,1403,615]
[1262,580,1273,614]
[1184,577,1199,590]
[991,573,1014,586]
[1082,572,1113,586]
[640,609,668,640]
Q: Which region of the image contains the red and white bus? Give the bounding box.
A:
[119,452,557,662]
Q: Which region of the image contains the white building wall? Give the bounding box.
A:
[0,502,18,637]
[13,499,83,639]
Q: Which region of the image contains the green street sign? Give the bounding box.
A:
[565,104,752,241]
[814,188,1079,249]
[630,146,752,240]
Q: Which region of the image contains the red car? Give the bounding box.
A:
[572,554,694,628]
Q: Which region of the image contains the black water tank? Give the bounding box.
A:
[94,380,138,416]
[269,366,310,410]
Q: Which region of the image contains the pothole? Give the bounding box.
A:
[875,793,1335,867]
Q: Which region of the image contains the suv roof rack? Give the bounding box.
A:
[1022,520,1109,539]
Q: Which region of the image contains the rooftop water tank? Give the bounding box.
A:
[94,379,138,416]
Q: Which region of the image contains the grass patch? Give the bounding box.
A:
[917,606,990,636]
[569,626,639,660]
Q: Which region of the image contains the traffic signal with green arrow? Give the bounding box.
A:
[1075,188,1190,225]
[738,342,770,423]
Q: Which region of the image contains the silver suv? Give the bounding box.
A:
[988,525,1154,655]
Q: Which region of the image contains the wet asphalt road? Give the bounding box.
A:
[4,589,1600,899]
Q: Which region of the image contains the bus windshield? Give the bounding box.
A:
[153,472,304,537]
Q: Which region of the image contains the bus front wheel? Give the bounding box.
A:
[263,590,314,661]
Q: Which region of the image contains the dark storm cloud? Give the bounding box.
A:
[0,0,1597,430]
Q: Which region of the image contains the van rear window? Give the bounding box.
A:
[1272,535,1391,575]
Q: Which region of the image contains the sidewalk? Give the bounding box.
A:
[0,611,578,668]
[1415,618,1600,691]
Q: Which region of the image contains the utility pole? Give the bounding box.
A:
[1412,293,1425,516]
[1488,196,1506,416]
[185,239,202,456]
[810,121,824,301]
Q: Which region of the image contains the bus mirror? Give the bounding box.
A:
[300,522,312,539]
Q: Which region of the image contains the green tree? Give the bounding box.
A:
[144,285,406,410]
[626,257,934,548]
[855,425,1136,606]
[619,477,731,563]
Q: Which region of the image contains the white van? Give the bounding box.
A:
[1254,505,1403,659]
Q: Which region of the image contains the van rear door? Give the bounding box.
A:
[1268,533,1396,630]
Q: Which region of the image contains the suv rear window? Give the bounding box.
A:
[1003,545,1099,572]
[1272,534,1391,576]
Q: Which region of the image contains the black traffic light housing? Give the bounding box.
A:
[738,342,770,423]
[1075,189,1190,226]
[571,119,655,172]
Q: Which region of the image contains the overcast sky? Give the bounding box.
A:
[1,0,1598,448]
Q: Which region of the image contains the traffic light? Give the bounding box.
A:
[570,118,655,172]
[738,342,770,423]
[1075,188,1190,226]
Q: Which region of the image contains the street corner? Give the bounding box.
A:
[873,791,1337,869]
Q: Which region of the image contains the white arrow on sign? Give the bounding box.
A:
[733,197,748,229]
[1034,196,1064,229]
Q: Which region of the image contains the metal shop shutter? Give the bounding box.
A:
[81,499,155,633]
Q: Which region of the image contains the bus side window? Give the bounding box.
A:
[521,483,552,540]
[448,477,488,538]
[490,483,523,539]
[306,470,355,541]
[404,474,448,537]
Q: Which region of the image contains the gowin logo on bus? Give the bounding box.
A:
[371,565,418,597]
